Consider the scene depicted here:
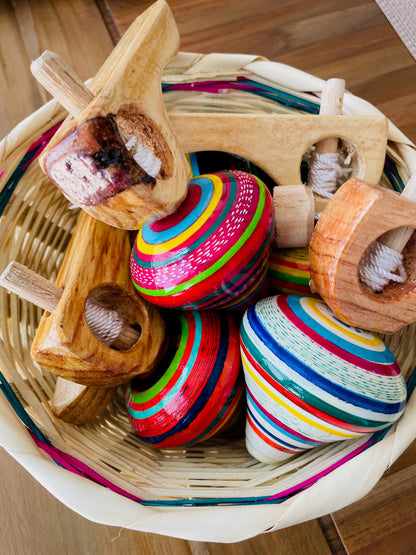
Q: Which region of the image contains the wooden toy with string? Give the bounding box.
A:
[0,212,166,423]
[34,0,191,231]
[273,78,348,248]
[309,172,416,334]
[32,2,388,235]
[22,0,396,419]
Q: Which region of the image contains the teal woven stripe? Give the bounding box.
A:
[0,151,36,217]
[0,366,50,443]
[384,154,406,192]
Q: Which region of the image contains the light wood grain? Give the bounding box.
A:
[31,211,165,386]
[51,377,116,424]
[31,49,95,117]
[0,260,141,351]
[309,178,416,334]
[0,0,114,139]
[108,0,416,144]
[273,184,315,248]
[333,440,416,555]
[39,0,190,230]
[0,442,334,555]
[170,112,388,188]
[272,78,346,248]
[29,50,384,197]
[315,78,345,154]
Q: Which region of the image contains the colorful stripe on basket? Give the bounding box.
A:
[29,427,388,507]
[163,77,321,114]
[0,122,62,217]
[0,79,411,507]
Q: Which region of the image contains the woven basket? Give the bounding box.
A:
[1,52,416,543]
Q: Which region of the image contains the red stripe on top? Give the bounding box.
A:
[150,184,203,231]
[276,296,401,377]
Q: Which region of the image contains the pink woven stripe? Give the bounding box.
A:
[31,433,144,503]
[29,122,62,150]
[264,437,374,501]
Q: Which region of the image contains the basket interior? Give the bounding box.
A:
[1,56,416,507]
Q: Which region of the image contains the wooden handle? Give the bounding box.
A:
[31,51,94,118]
[30,50,131,143]
[32,55,382,192]
[0,261,139,350]
[315,78,345,154]
[0,261,62,312]
[380,172,416,252]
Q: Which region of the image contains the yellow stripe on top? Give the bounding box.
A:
[242,355,360,439]
[306,298,382,347]
[136,174,224,255]
[270,263,310,279]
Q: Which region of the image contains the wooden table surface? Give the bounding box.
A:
[1,1,416,553]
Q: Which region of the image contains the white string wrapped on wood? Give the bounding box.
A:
[358,172,416,291]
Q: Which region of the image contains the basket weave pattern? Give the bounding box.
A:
[1,52,416,541]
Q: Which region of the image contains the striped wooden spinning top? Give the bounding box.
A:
[131,170,274,310]
[268,246,316,297]
[240,295,407,463]
[126,310,244,448]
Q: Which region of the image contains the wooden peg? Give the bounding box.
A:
[309,176,416,334]
[271,78,346,248]
[33,0,190,230]
[314,78,345,154]
[1,212,166,387]
[32,43,387,234]
[31,50,94,117]
[272,184,315,248]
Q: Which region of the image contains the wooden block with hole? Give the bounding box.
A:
[31,211,165,387]
[309,177,416,334]
[170,112,388,188]
[172,112,388,249]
